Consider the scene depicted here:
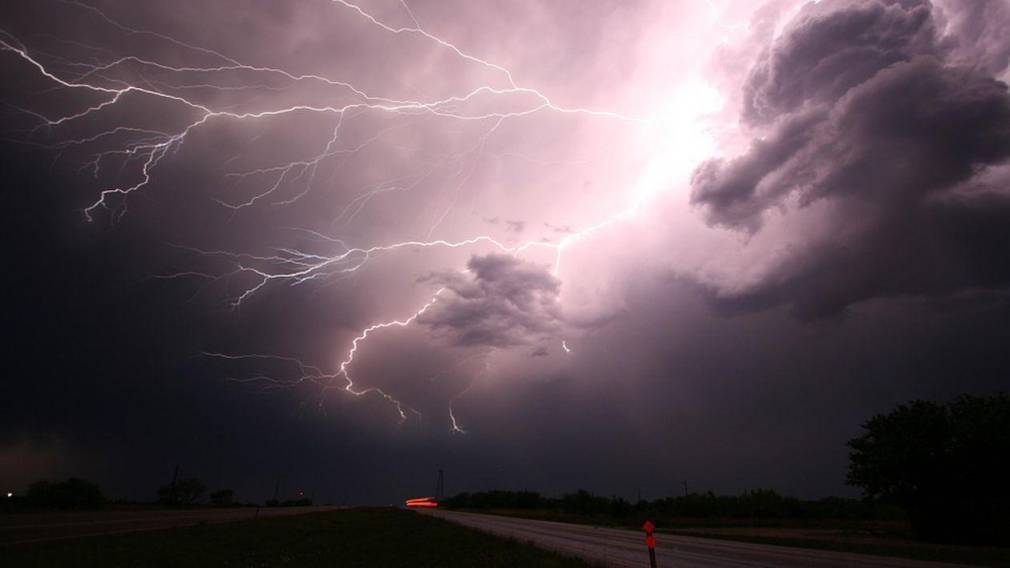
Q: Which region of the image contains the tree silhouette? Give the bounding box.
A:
[27,478,105,510]
[209,489,234,507]
[848,393,1010,544]
[157,477,206,506]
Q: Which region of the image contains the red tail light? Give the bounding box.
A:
[405,497,439,508]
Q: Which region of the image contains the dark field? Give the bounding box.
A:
[1,508,594,568]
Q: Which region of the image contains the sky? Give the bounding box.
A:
[2,0,1009,505]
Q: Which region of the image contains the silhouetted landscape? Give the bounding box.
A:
[4,0,1010,565]
[5,394,1008,565]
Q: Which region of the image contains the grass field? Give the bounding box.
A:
[2,508,595,568]
[668,527,1010,567]
[452,509,1010,567]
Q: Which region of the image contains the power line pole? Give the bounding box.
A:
[169,464,179,506]
[436,469,444,500]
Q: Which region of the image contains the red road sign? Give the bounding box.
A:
[642,519,658,567]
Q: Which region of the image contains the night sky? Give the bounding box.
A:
[2,0,1009,505]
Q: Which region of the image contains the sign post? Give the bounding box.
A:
[643,519,658,568]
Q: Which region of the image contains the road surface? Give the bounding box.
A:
[0,506,340,546]
[429,510,968,568]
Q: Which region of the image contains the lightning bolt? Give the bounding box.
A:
[0,0,699,430]
[200,291,443,422]
[335,290,445,421]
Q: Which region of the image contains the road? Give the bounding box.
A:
[0,506,340,546]
[429,510,968,568]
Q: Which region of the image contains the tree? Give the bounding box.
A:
[26,478,105,510]
[157,477,206,506]
[847,394,1010,544]
[209,489,235,507]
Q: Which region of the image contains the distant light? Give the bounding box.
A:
[405,496,439,508]
[5,492,12,498]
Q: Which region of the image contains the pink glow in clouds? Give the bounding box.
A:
[1,0,1008,436]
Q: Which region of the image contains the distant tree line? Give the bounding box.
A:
[446,393,1010,546]
[2,474,316,512]
[2,476,250,512]
[23,478,106,510]
[442,488,900,522]
[264,497,314,507]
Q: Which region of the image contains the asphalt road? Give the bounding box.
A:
[0,506,340,546]
[429,510,969,568]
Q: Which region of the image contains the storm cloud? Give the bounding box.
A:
[2,0,1009,506]
[420,254,562,347]
[691,0,1010,316]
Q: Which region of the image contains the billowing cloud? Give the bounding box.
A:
[691,0,1010,316]
[742,0,938,125]
[690,109,824,229]
[936,0,1010,76]
[419,254,562,347]
[4,0,1010,506]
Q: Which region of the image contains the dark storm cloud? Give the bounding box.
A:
[690,109,824,229]
[4,0,1010,511]
[419,254,562,347]
[742,0,938,125]
[691,0,1010,317]
[937,0,1010,75]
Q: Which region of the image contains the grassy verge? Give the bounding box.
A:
[448,508,1010,567]
[668,529,1010,567]
[2,508,595,568]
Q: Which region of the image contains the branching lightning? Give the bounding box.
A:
[1,0,701,432]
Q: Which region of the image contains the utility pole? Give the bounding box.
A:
[682,481,688,497]
[436,469,444,500]
[169,464,179,505]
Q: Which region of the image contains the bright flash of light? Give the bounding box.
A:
[1,0,727,431]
